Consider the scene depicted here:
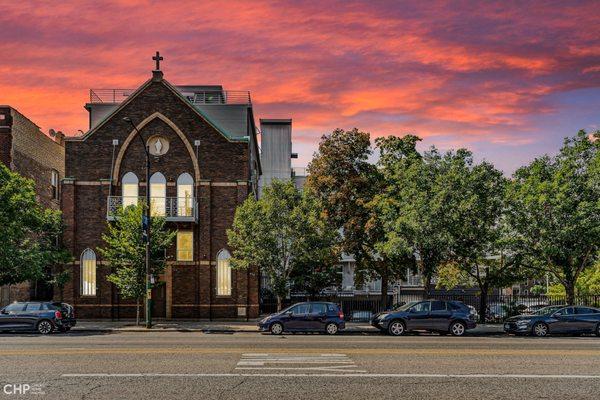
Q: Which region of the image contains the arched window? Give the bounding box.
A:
[177,173,194,217]
[81,249,97,296]
[122,172,139,208]
[150,172,166,216]
[216,249,232,296]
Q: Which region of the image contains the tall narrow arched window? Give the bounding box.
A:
[122,172,139,208]
[177,173,194,217]
[150,172,166,216]
[216,249,232,296]
[80,249,97,296]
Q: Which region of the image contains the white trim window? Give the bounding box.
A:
[80,248,97,296]
[177,173,194,217]
[150,172,166,216]
[176,231,193,262]
[122,172,139,208]
[216,249,232,296]
[51,170,59,200]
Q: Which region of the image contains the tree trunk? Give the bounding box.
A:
[381,273,389,310]
[136,298,140,326]
[423,274,432,298]
[276,295,283,312]
[564,280,576,305]
[478,283,489,324]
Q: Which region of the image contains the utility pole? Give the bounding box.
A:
[123,116,153,329]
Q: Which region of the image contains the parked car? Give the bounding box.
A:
[371,300,477,336]
[258,302,345,335]
[0,301,76,334]
[504,305,600,337]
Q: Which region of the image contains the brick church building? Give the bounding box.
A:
[60,65,262,319]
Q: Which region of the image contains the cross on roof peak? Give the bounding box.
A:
[152,51,163,71]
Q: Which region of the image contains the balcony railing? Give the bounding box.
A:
[107,196,198,222]
[89,89,251,105]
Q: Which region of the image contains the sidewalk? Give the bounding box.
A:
[73,319,504,335]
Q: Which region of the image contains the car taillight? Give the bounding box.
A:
[338,310,344,320]
[54,310,62,319]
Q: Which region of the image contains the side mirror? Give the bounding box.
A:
[553,312,562,317]
[409,308,416,313]
[285,311,293,317]
[0,309,7,315]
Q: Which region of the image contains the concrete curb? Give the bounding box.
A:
[71,325,505,335]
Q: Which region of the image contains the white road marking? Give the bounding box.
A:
[61,373,600,379]
[236,353,364,374]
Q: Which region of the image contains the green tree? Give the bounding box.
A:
[506,131,600,304]
[374,135,452,295]
[546,260,600,296]
[306,129,411,309]
[227,180,339,310]
[98,203,175,325]
[0,164,70,286]
[49,269,71,302]
[439,150,521,320]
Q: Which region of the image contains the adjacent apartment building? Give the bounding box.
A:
[0,106,66,305]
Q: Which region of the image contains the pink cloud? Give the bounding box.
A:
[0,0,599,171]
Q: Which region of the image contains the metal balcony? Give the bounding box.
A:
[107,196,198,222]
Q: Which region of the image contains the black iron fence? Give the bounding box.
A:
[260,290,600,323]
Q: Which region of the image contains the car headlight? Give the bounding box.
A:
[516,319,531,325]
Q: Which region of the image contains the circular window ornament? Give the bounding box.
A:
[147,135,170,156]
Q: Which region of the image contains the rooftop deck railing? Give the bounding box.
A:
[89,89,251,105]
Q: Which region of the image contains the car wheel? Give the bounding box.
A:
[325,323,338,335]
[270,322,284,335]
[388,320,405,336]
[532,322,548,337]
[450,321,466,336]
[37,320,53,335]
[595,323,600,337]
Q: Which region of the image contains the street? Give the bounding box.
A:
[2,331,600,399]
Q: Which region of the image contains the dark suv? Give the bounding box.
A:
[258,302,345,335]
[371,300,476,336]
[0,301,76,334]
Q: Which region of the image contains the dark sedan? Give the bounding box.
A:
[371,300,477,336]
[0,301,76,334]
[258,302,345,335]
[504,305,600,337]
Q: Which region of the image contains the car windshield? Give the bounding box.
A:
[533,306,564,316]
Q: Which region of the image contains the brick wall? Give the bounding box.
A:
[62,77,259,319]
[0,107,65,306]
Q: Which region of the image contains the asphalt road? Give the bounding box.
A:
[1,331,600,399]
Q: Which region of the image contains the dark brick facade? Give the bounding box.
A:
[0,106,65,305]
[61,73,260,319]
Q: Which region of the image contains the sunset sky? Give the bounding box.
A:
[1,1,599,173]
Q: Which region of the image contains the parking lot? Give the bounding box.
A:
[2,330,600,399]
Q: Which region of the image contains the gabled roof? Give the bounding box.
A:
[67,73,249,143]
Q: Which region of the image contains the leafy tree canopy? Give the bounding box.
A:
[99,203,175,323]
[506,130,600,303]
[0,164,70,286]
[227,180,340,309]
